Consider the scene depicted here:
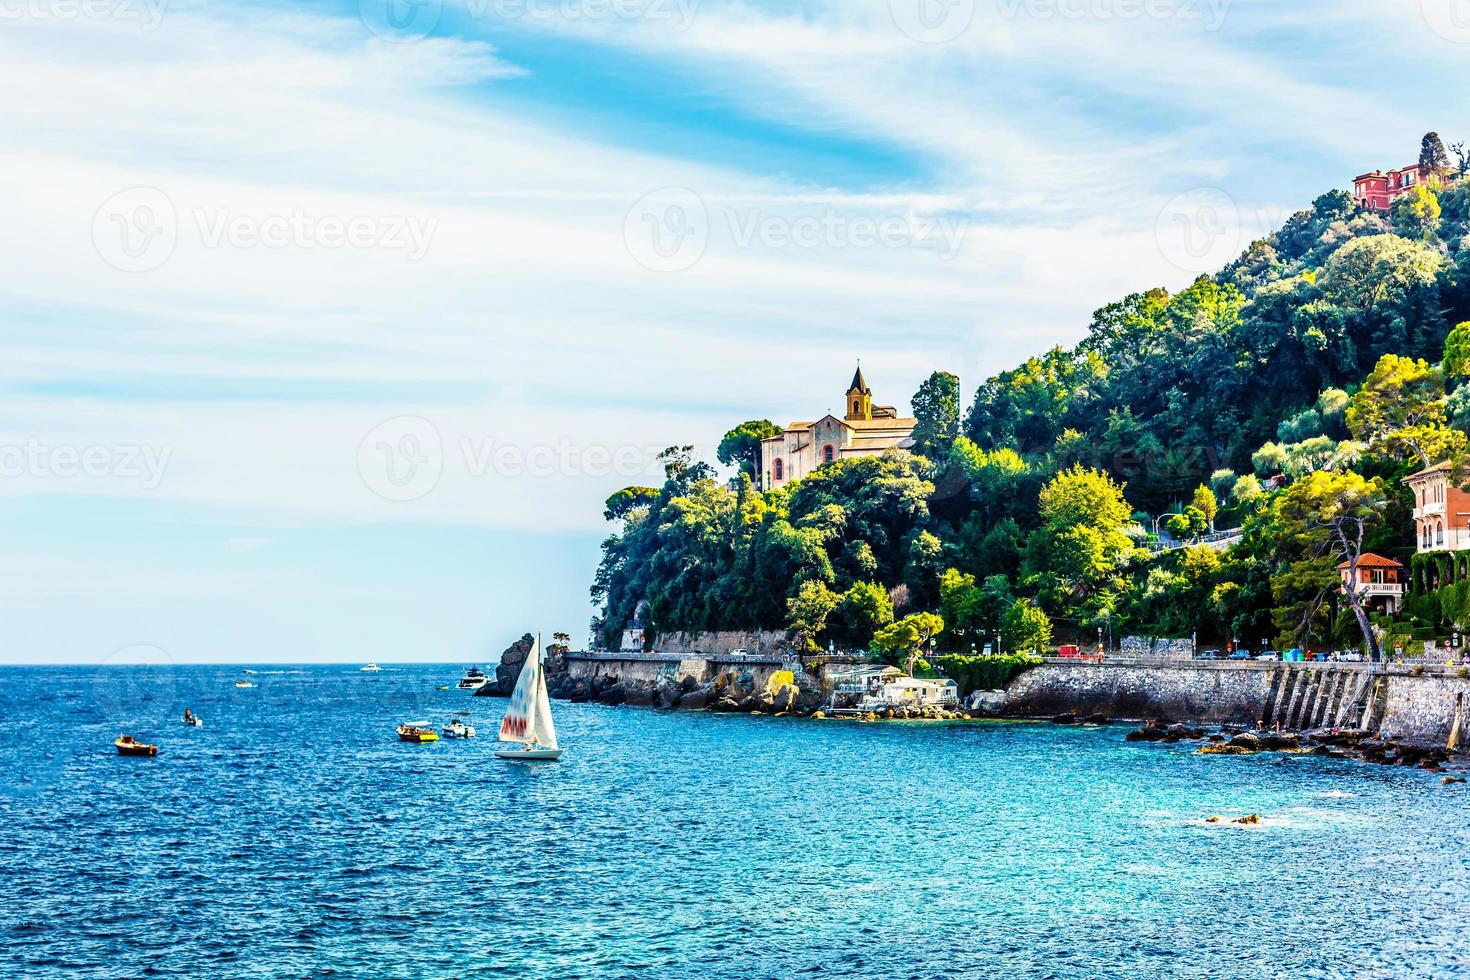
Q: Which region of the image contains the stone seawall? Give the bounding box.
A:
[1379,670,1470,745]
[1004,661,1470,746]
[1003,661,1276,725]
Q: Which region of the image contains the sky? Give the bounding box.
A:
[1,0,1467,664]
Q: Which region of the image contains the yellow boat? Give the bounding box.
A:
[397,723,438,743]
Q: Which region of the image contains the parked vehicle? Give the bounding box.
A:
[1228,649,1251,660]
[1253,651,1280,661]
[1196,649,1222,660]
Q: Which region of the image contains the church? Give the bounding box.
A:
[758,365,917,491]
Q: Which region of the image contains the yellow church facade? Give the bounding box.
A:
[758,366,917,491]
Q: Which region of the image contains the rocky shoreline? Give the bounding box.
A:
[1124,718,1464,774]
[473,636,1467,774]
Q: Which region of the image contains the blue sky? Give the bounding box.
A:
[2,0,1467,663]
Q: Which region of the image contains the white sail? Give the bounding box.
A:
[533,649,558,749]
[499,634,556,746]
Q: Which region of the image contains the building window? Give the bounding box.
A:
[823,445,835,463]
[774,458,783,481]
[853,400,861,414]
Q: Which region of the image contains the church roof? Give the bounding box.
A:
[848,364,869,394]
[848,417,915,430]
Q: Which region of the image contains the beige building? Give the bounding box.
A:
[759,365,916,491]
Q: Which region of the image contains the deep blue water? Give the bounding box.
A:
[2,664,1468,979]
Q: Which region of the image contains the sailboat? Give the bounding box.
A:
[494,633,563,761]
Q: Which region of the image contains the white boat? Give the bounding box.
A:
[456,666,489,690]
[235,681,254,689]
[360,663,383,672]
[441,718,477,738]
[494,633,562,761]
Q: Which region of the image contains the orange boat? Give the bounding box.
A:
[115,734,159,757]
[396,724,439,743]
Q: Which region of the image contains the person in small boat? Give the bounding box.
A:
[183,708,196,725]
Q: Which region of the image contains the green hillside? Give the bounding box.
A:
[593,151,1470,660]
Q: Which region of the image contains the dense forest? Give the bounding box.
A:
[593,136,1470,662]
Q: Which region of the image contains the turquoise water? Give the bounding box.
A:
[2,664,1468,979]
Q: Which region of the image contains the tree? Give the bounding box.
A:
[1346,353,1465,466]
[657,445,715,489]
[1420,131,1451,181]
[1191,484,1219,531]
[717,420,781,477]
[786,580,839,653]
[911,371,961,459]
[1445,322,1470,380]
[1273,471,1388,660]
[1451,141,1470,179]
[1230,474,1264,508]
[603,486,658,522]
[1001,598,1052,654]
[834,581,894,648]
[1392,185,1441,241]
[1028,465,1137,610]
[872,612,944,675]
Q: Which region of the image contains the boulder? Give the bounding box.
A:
[771,684,800,714]
[1083,713,1113,724]
[1259,732,1300,751]
[1125,723,1166,742]
[713,697,741,713]
[596,683,627,706]
[1227,732,1261,751]
[625,685,656,707]
[676,689,710,711]
[1443,775,1466,785]
[1050,712,1077,725]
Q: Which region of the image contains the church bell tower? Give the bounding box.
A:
[845,363,872,421]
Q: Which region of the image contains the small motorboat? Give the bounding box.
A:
[235,681,255,688]
[397,722,439,743]
[441,719,476,739]
[115,735,159,757]
[361,663,383,672]
[456,666,489,691]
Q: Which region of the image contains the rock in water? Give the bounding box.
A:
[481,633,536,696]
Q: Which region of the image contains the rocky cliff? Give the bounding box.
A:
[474,633,568,697]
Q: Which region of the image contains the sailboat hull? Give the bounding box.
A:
[494,747,563,761]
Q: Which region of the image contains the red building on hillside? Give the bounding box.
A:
[1353,164,1427,211]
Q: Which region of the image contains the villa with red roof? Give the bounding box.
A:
[1337,553,1405,614]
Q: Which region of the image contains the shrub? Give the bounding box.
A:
[933,653,1041,694]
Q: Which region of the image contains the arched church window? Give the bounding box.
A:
[823,445,835,463]
[774,458,783,481]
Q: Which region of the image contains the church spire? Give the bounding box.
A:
[845,362,872,421]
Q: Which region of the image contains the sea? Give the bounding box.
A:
[1,663,1467,979]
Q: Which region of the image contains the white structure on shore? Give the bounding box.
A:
[759,365,916,491]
